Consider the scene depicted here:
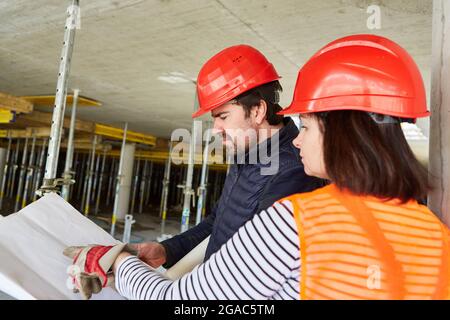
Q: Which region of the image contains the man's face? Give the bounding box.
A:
[211,102,257,155]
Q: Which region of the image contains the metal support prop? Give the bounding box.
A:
[21,135,37,208]
[91,151,101,202]
[83,135,97,216]
[180,110,200,232]
[106,158,116,206]
[69,151,79,201]
[33,139,48,202]
[61,88,79,201]
[195,123,211,225]
[80,152,90,211]
[138,160,148,214]
[145,161,154,207]
[122,214,136,244]
[111,123,128,237]
[94,150,107,215]
[0,136,12,209]
[14,137,29,212]
[130,159,140,214]
[38,0,79,196]
[8,140,20,198]
[160,143,173,236]
[77,153,87,201]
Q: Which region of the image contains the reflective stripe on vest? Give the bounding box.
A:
[283,184,450,300]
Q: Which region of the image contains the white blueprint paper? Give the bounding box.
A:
[0,193,124,300]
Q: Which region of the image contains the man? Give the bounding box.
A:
[136,45,323,268]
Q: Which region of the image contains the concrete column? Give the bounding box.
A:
[0,148,7,190]
[428,0,450,226]
[115,143,135,221]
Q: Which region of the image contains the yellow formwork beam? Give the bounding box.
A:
[95,124,156,147]
[21,94,101,107]
[105,149,228,170]
[0,127,52,138]
[0,109,15,123]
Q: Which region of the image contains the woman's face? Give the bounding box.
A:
[292,115,328,179]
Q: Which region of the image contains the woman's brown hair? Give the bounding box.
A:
[311,110,430,203]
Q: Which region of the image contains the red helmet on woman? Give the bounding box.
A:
[279,34,429,119]
[193,45,280,118]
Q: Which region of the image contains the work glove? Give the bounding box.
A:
[63,243,136,300]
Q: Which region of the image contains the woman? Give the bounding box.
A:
[65,34,449,300]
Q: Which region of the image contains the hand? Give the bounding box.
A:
[63,243,128,300]
[132,242,166,268]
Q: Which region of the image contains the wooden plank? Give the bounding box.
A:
[19,110,94,133]
[0,92,33,113]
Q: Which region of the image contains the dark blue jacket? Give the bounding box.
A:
[161,118,324,267]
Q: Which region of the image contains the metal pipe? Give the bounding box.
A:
[106,158,116,206]
[160,143,173,236]
[130,159,140,215]
[145,161,154,207]
[0,136,12,209]
[80,152,91,211]
[195,123,211,225]
[39,0,79,195]
[180,118,200,233]
[94,150,107,215]
[69,151,79,201]
[77,153,87,201]
[33,139,48,202]
[84,135,97,216]
[61,88,79,201]
[138,160,148,214]
[21,135,37,208]
[91,151,101,203]
[14,137,29,212]
[111,123,128,237]
[8,140,20,198]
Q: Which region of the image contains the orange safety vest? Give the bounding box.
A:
[282,184,450,300]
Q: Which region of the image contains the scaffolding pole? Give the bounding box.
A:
[138,160,148,214]
[94,150,107,215]
[145,161,154,207]
[0,136,12,209]
[83,135,97,216]
[8,140,20,198]
[130,159,140,215]
[106,158,116,206]
[195,123,211,225]
[21,135,37,208]
[0,136,12,210]
[111,122,128,237]
[38,0,79,196]
[180,115,200,233]
[33,139,48,202]
[91,150,101,203]
[14,137,29,212]
[159,143,173,236]
[61,88,79,201]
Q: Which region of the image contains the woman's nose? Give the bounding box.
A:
[292,132,302,149]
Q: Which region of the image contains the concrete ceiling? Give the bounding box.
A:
[0,0,433,138]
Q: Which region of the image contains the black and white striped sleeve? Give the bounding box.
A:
[115,200,300,300]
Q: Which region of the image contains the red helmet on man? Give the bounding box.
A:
[193,45,281,118]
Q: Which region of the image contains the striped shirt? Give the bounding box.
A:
[115,200,301,300]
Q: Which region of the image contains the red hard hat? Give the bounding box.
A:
[279,34,430,119]
[193,45,281,118]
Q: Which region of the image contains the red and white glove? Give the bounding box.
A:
[63,243,135,300]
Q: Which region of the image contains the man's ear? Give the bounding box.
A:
[253,99,267,125]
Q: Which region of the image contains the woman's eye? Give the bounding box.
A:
[220,116,227,121]
[301,126,307,130]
